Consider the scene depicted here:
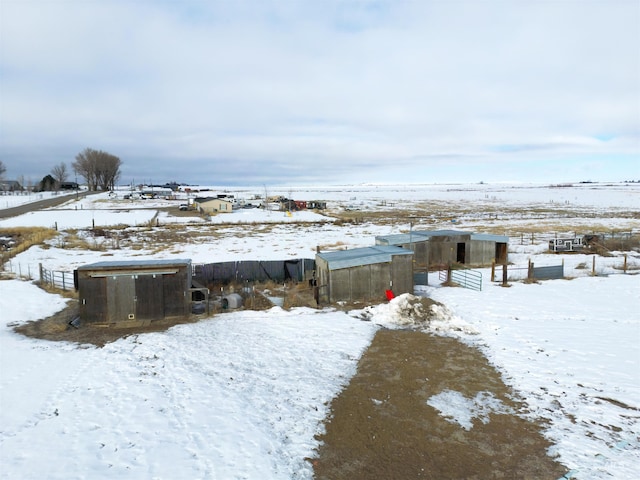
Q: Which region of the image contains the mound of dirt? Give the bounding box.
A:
[313,329,567,480]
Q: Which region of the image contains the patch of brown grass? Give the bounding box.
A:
[0,227,58,264]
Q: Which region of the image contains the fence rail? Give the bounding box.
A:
[39,264,75,291]
[439,265,483,291]
[491,261,564,282]
[513,229,639,246]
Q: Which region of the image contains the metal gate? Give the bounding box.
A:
[439,266,483,291]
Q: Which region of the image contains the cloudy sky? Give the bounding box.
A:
[1,0,638,186]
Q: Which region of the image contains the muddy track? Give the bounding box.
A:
[313,329,568,480]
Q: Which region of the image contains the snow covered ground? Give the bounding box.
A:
[1,182,639,479]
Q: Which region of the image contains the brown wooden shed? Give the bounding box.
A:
[315,246,414,305]
[75,259,192,327]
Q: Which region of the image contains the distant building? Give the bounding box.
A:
[375,229,508,267]
[194,197,234,214]
[0,180,23,192]
[59,181,79,190]
[315,246,414,304]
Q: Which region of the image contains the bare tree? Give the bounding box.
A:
[72,148,122,191]
[0,160,6,179]
[51,162,68,185]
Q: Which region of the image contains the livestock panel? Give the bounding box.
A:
[533,264,564,280]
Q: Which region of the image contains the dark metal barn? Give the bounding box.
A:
[315,246,414,304]
[375,229,508,268]
[75,259,192,327]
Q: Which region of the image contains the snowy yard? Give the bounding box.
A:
[1,182,639,479]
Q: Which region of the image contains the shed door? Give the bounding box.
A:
[457,242,466,264]
[135,274,164,321]
[107,275,136,323]
[495,243,507,264]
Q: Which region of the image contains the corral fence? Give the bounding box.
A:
[193,258,316,286]
[437,264,483,291]
[39,264,75,291]
[0,259,38,281]
[1,261,76,291]
[491,260,564,283]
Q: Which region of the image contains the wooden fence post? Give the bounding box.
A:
[623,254,627,273]
[528,260,534,281]
[592,256,596,276]
[502,264,508,287]
[491,259,495,282]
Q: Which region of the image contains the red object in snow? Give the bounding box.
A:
[385,289,395,301]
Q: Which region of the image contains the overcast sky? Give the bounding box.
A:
[1,0,638,187]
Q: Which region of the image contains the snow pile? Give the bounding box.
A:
[426,390,515,430]
[358,293,479,335]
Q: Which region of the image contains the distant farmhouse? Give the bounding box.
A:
[0,180,23,192]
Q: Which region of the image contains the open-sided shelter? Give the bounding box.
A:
[375,229,508,267]
[75,259,192,327]
[315,246,413,304]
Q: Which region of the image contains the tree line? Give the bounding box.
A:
[0,148,121,192]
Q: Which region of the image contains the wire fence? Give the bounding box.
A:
[512,229,639,246]
[1,261,75,291]
[39,265,75,291]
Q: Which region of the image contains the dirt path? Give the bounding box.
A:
[313,329,567,480]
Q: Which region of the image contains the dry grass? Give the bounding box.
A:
[0,227,58,264]
[317,240,348,251]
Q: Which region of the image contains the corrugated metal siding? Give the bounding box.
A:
[533,265,564,280]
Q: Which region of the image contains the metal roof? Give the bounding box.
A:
[376,229,508,245]
[316,246,413,271]
[469,233,509,243]
[77,259,191,271]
